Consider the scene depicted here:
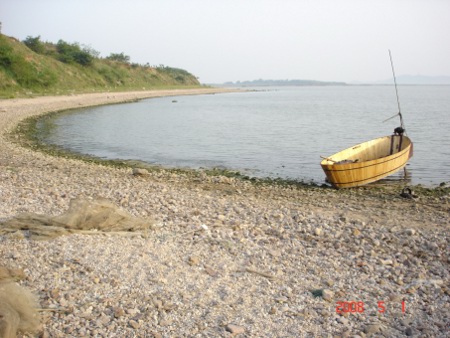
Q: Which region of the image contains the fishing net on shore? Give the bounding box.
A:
[0,197,153,240]
[0,267,41,338]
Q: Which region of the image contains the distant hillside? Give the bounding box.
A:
[221,79,347,86]
[0,34,201,98]
[375,75,450,85]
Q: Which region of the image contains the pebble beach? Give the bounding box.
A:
[0,89,449,337]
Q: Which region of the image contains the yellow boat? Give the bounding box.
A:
[321,50,415,188]
[320,133,413,188]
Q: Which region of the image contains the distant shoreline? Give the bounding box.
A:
[2,87,448,190]
[215,82,450,87]
[212,75,450,86]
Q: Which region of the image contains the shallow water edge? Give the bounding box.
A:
[9,101,450,198]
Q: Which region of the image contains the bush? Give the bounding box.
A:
[23,36,45,54]
[106,52,130,63]
[0,42,14,68]
[81,45,100,58]
[56,40,93,66]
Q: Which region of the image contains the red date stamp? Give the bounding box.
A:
[336,301,406,314]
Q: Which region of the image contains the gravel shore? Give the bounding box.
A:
[0,89,449,337]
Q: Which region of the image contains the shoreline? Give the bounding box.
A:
[0,89,449,337]
[5,89,447,190]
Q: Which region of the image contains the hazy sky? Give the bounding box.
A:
[1,0,449,83]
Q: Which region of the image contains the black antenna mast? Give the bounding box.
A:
[388,49,405,132]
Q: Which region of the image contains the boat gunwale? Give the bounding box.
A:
[320,135,412,171]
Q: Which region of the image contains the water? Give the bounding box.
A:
[41,86,450,186]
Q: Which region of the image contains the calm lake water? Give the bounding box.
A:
[41,86,450,186]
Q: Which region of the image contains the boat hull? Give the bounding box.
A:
[320,135,413,188]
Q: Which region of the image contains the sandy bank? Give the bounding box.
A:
[0,89,449,337]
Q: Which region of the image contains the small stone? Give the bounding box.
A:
[159,318,172,327]
[113,307,125,318]
[325,279,334,287]
[205,266,218,277]
[132,168,148,176]
[341,330,351,338]
[406,286,417,294]
[280,304,290,312]
[389,294,402,302]
[275,296,288,303]
[64,327,74,334]
[153,298,163,309]
[97,314,110,326]
[303,308,317,317]
[405,327,414,336]
[380,259,393,265]
[405,229,416,236]
[337,316,349,325]
[322,289,334,301]
[364,324,381,334]
[353,228,361,236]
[400,318,412,326]
[225,324,245,335]
[129,320,140,329]
[50,289,60,299]
[269,249,281,257]
[126,308,140,315]
[340,311,350,318]
[163,302,175,312]
[188,256,200,266]
[314,228,322,236]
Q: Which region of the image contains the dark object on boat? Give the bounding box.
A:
[394,126,405,135]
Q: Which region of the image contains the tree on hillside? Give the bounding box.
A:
[23,36,45,54]
[56,40,93,66]
[106,52,130,63]
[81,44,100,58]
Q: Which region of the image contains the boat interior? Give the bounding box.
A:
[323,135,411,165]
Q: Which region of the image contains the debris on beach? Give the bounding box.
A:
[0,197,153,239]
[0,267,41,338]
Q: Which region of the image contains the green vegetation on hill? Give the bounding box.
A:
[0,34,201,98]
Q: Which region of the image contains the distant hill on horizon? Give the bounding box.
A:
[217,75,450,87]
[371,75,450,85]
[220,79,347,86]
